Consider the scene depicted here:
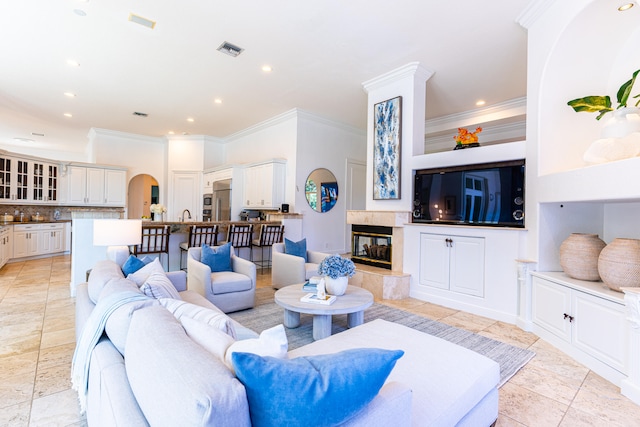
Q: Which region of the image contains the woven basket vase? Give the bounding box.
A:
[598,238,640,292]
[559,233,606,281]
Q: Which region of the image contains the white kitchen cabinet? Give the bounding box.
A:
[13,223,67,259]
[531,273,627,375]
[419,233,485,297]
[0,226,12,268]
[0,155,59,204]
[242,160,285,209]
[65,166,126,206]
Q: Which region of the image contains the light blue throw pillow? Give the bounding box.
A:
[284,238,307,262]
[121,255,146,276]
[232,348,404,427]
[201,243,232,272]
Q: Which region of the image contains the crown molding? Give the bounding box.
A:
[88,128,165,144]
[224,109,299,142]
[362,62,435,93]
[166,134,224,144]
[296,109,366,137]
[516,0,556,29]
[425,97,527,134]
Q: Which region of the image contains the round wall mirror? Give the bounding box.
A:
[305,168,338,213]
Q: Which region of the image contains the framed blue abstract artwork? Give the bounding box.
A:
[373,96,402,200]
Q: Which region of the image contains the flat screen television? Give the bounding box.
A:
[412,159,525,228]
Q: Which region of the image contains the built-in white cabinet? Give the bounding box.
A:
[243,160,285,209]
[531,272,627,377]
[65,166,126,206]
[419,233,485,297]
[0,155,59,204]
[13,223,67,259]
[0,225,12,268]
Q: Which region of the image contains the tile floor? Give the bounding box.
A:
[2,255,640,426]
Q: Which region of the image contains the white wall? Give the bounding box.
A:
[295,112,366,253]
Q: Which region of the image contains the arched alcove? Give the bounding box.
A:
[128,174,159,219]
[539,0,640,175]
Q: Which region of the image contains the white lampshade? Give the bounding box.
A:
[93,219,142,246]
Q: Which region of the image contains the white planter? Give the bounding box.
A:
[584,107,640,163]
[324,276,348,296]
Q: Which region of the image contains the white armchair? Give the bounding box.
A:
[271,242,329,289]
[187,246,256,313]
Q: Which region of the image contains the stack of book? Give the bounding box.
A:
[302,276,323,292]
[300,293,336,305]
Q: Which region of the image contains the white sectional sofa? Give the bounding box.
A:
[74,253,500,426]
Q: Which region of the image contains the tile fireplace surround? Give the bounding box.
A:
[347,210,410,300]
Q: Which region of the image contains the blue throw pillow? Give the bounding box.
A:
[232,348,404,427]
[284,238,307,262]
[201,243,232,272]
[121,255,146,276]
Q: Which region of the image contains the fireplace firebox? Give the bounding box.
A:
[351,224,392,269]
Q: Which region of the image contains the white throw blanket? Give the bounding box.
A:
[71,291,151,413]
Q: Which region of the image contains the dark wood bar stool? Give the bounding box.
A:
[133,225,171,270]
[179,224,219,270]
[251,224,285,272]
[222,224,253,259]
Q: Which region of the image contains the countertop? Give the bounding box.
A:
[1,220,71,226]
[143,220,281,233]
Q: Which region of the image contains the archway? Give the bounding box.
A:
[128,174,159,219]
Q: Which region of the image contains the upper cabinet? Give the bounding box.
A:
[242,160,285,209]
[0,154,59,204]
[61,165,126,207]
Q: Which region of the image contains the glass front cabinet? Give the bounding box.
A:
[0,155,58,203]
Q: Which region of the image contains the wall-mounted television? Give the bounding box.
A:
[413,159,525,228]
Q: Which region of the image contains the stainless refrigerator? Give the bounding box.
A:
[212,179,231,221]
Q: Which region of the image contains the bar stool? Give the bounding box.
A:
[133,225,171,270]
[222,224,253,259]
[251,224,285,272]
[179,224,219,270]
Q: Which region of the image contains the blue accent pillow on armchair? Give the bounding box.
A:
[201,243,232,272]
[232,348,404,427]
[284,238,307,262]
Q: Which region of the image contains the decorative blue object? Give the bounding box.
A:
[373,96,402,200]
[232,348,404,427]
[284,238,307,262]
[121,255,145,276]
[318,254,356,279]
[201,243,232,272]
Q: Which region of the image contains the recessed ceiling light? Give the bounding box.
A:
[128,13,156,29]
[262,65,272,72]
[214,98,223,104]
[73,9,87,17]
[618,2,635,11]
[64,92,76,98]
[64,113,73,118]
[476,100,486,106]
[168,131,175,135]
[187,118,194,122]
[66,60,80,67]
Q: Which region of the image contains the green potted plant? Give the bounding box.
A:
[567,69,640,120]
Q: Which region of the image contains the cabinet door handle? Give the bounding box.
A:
[563,313,575,322]
[445,238,453,247]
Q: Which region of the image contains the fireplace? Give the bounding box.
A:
[351,224,392,270]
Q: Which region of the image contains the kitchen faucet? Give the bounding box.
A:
[181,209,192,222]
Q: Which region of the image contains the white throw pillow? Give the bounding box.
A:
[159,298,237,339]
[126,258,165,287]
[140,272,181,300]
[225,324,288,374]
[180,316,235,362]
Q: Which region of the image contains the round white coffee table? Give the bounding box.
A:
[274,284,374,340]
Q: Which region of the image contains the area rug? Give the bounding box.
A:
[229,298,535,387]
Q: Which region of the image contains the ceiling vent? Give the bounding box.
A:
[128,13,156,29]
[133,111,148,117]
[217,41,244,57]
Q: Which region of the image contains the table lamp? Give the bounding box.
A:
[93,219,142,265]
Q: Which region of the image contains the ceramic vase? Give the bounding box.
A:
[153,213,163,222]
[559,233,606,281]
[584,107,640,163]
[324,276,348,296]
[598,238,640,292]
